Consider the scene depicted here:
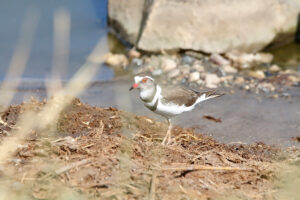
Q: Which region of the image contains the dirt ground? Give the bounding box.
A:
[0,98,298,200]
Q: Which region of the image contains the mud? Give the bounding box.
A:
[0,98,289,199]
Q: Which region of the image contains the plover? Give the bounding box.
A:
[130,75,224,145]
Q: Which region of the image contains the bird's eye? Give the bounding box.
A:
[142,78,148,83]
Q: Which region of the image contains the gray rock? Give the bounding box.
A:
[108,0,144,44]
[182,55,194,65]
[108,0,300,53]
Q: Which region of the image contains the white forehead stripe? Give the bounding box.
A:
[134,76,143,83]
[134,76,154,83]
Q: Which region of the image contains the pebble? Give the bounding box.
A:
[288,75,300,83]
[104,53,129,68]
[205,73,221,88]
[128,48,141,58]
[220,75,234,82]
[226,52,273,67]
[269,65,280,72]
[248,70,265,79]
[161,58,177,72]
[253,53,273,63]
[192,63,205,72]
[210,53,230,66]
[168,69,180,78]
[182,55,194,65]
[184,51,205,59]
[132,58,143,66]
[257,82,275,93]
[189,71,200,82]
[223,65,238,74]
[234,77,245,84]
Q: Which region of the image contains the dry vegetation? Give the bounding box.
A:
[0,98,298,200]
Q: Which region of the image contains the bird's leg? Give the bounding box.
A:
[162,118,172,145]
[166,118,172,145]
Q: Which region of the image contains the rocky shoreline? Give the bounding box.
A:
[104,49,300,98]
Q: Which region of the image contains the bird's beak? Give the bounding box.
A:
[129,83,139,91]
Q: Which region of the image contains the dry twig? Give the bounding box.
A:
[158,165,251,172]
[55,159,91,175]
[149,172,157,200]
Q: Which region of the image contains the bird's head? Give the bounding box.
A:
[129,76,155,91]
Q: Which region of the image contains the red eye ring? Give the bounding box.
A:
[142,78,148,83]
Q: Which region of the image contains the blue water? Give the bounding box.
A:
[0,0,113,82]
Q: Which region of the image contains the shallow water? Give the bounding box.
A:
[0,0,113,81]
[267,42,300,70]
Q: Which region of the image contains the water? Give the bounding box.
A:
[267,42,300,70]
[0,0,112,82]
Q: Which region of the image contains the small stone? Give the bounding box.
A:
[161,58,177,72]
[248,70,265,79]
[182,55,194,64]
[132,58,143,66]
[257,82,275,93]
[225,52,254,68]
[104,53,129,68]
[151,69,162,76]
[269,65,280,72]
[223,65,238,74]
[234,77,245,84]
[220,75,234,82]
[288,75,300,83]
[192,63,205,72]
[168,69,180,78]
[283,69,297,74]
[244,85,250,90]
[189,71,200,82]
[253,53,273,63]
[210,53,230,66]
[205,73,221,88]
[128,48,141,58]
[185,51,205,59]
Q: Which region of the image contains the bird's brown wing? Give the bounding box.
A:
[160,87,199,106]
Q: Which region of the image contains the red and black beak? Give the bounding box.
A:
[129,83,139,91]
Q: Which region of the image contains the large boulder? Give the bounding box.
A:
[108,0,145,44]
[108,0,300,53]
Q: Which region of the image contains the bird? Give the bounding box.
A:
[129,75,224,145]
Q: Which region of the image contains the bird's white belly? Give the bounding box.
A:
[155,101,195,118]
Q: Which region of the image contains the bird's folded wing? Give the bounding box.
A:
[160,87,199,106]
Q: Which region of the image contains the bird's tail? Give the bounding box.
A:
[196,90,225,103]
